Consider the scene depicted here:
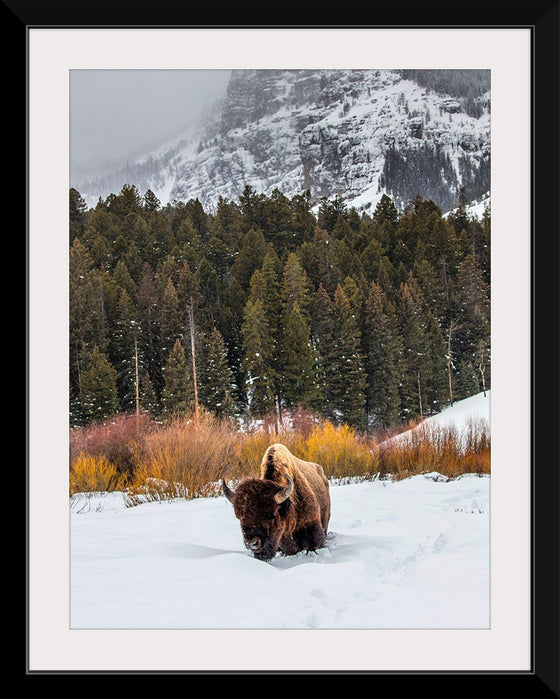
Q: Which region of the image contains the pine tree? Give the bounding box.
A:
[136,262,162,396]
[139,371,159,417]
[219,276,247,396]
[426,215,459,302]
[361,236,385,281]
[297,227,341,295]
[195,258,223,332]
[80,346,120,423]
[341,275,364,319]
[396,276,432,419]
[69,240,109,421]
[318,194,347,233]
[161,339,194,417]
[314,285,366,427]
[455,359,480,400]
[279,300,319,411]
[175,219,203,270]
[414,258,446,324]
[249,250,282,385]
[106,184,142,220]
[215,196,242,251]
[311,284,334,410]
[146,207,173,262]
[110,288,142,412]
[184,198,210,241]
[112,232,143,280]
[290,190,316,247]
[159,277,184,361]
[81,205,119,269]
[231,228,268,290]
[333,285,367,427]
[454,253,490,393]
[376,256,398,299]
[423,311,448,414]
[364,281,403,429]
[239,185,268,232]
[123,213,152,272]
[69,239,108,354]
[259,248,282,330]
[262,188,294,255]
[277,253,317,409]
[200,327,238,418]
[176,260,201,312]
[280,253,312,317]
[373,193,400,229]
[69,187,87,243]
[112,259,137,301]
[241,298,277,419]
[335,237,363,280]
[143,189,161,212]
[248,265,280,352]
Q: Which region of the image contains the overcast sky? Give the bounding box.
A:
[70,70,231,171]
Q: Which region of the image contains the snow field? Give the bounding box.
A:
[70,474,489,630]
[70,392,491,630]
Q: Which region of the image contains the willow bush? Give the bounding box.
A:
[70,410,489,503]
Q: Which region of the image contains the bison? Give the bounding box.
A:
[222,443,331,562]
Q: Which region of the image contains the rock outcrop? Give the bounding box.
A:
[74,69,491,214]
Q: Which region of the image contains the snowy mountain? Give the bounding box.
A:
[72,69,490,214]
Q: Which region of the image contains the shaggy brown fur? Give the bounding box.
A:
[223,443,331,562]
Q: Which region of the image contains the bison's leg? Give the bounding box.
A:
[294,522,326,553]
[279,534,300,556]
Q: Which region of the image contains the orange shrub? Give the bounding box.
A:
[377,418,490,479]
[301,421,378,481]
[70,453,126,495]
[128,411,240,501]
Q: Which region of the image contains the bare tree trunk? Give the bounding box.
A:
[134,338,140,435]
[441,255,450,302]
[446,319,461,406]
[417,370,423,417]
[477,340,487,397]
[188,300,199,421]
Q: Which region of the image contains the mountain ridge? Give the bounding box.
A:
[72,69,490,214]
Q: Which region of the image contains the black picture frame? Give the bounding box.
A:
[18,1,558,688]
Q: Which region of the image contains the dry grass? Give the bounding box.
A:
[300,422,378,481]
[126,411,240,504]
[377,417,490,480]
[69,412,155,478]
[69,409,490,504]
[69,453,127,495]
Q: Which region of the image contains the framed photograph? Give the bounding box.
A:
[23,1,558,684]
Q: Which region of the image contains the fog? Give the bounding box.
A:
[70,70,230,174]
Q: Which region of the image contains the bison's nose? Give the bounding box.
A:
[246,537,262,551]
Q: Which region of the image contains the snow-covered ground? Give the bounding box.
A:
[388,390,490,448]
[70,393,490,630]
[422,391,489,429]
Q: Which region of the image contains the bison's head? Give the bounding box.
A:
[222,477,293,561]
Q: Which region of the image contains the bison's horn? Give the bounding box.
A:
[222,479,235,504]
[274,475,293,504]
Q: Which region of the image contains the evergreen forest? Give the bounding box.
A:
[69,184,490,432]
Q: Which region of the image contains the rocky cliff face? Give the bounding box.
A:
[74,69,490,214]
